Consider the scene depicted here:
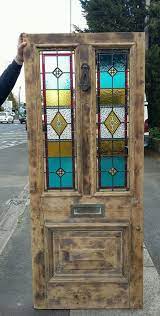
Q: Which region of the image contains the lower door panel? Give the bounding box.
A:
[45,222,130,309]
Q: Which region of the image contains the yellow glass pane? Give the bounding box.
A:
[48,141,72,157]
[100,140,126,155]
[46,90,58,106]
[59,90,71,106]
[100,89,125,105]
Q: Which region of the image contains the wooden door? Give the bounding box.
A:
[24,33,145,310]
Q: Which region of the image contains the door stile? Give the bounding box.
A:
[24,39,46,308]
[78,45,92,195]
[130,32,145,308]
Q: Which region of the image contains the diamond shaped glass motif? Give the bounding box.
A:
[108,66,117,77]
[51,112,67,136]
[56,168,65,177]
[52,67,63,78]
[104,111,121,135]
[108,167,118,176]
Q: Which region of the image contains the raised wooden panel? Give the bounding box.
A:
[47,282,129,309]
[45,223,130,282]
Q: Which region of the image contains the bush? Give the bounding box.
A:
[149,127,160,139]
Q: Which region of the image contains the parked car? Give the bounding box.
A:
[144,94,149,147]
[0,112,14,123]
[19,115,26,124]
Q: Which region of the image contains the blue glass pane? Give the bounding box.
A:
[99,55,112,71]
[45,74,57,89]
[100,72,112,89]
[48,173,60,188]
[59,73,70,89]
[113,157,125,171]
[113,54,126,71]
[61,173,73,187]
[61,157,73,172]
[113,72,125,88]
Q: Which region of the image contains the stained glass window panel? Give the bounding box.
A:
[96,50,129,190]
[41,51,76,190]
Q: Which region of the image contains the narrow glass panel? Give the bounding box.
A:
[96,50,129,191]
[41,51,76,190]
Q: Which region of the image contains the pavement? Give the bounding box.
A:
[0,186,160,315]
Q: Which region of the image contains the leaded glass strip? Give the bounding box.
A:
[96,50,129,191]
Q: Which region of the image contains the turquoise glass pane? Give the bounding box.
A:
[58,56,70,72]
[59,73,70,89]
[100,157,125,187]
[113,54,126,71]
[113,172,125,186]
[100,171,125,187]
[61,172,73,187]
[100,72,125,88]
[48,157,73,173]
[48,157,60,172]
[100,157,125,172]
[99,55,112,71]
[101,172,112,187]
[45,73,57,89]
[100,72,112,88]
[48,173,60,188]
[113,72,125,88]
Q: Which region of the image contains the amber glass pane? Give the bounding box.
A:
[99,140,126,155]
[46,90,58,106]
[48,141,72,157]
[59,90,71,106]
[100,89,125,105]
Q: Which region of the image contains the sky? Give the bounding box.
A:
[0,0,87,102]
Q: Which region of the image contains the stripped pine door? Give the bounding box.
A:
[24,33,145,309]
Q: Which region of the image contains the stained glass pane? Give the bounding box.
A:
[59,90,71,106]
[41,51,76,190]
[58,56,70,72]
[48,141,72,157]
[59,73,70,89]
[44,56,57,72]
[46,90,58,106]
[96,50,129,190]
[100,89,125,105]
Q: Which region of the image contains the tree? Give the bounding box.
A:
[79,0,147,32]
[7,92,18,112]
[146,0,160,127]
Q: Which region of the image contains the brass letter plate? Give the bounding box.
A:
[71,204,105,217]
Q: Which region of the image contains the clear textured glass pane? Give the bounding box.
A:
[58,56,70,72]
